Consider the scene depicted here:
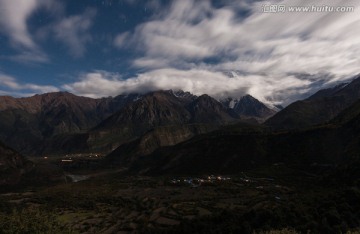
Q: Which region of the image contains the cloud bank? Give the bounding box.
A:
[94,0,359,105]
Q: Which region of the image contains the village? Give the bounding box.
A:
[168,175,232,187]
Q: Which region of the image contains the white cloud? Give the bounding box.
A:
[112,0,360,105]
[62,71,125,98]
[0,0,61,63]
[0,0,40,49]
[0,73,59,94]
[0,0,94,61]
[125,0,219,62]
[53,8,96,57]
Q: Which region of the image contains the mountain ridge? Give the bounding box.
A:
[265,75,360,129]
[0,90,272,156]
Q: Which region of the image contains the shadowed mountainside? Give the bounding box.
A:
[265,75,360,129]
[104,97,360,175]
[0,92,140,155]
[0,141,33,185]
[104,123,225,168]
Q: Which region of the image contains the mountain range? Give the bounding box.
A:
[0,90,275,156]
[102,75,360,175]
[1,75,360,183]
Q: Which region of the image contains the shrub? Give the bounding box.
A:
[0,207,73,234]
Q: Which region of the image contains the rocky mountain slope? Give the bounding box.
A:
[0,92,139,155]
[88,91,240,152]
[220,95,276,121]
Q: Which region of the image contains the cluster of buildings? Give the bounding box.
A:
[169,175,231,187]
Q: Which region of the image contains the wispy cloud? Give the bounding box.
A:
[0,0,41,50]
[0,0,61,63]
[112,0,360,105]
[8,51,49,64]
[0,0,95,62]
[53,8,96,58]
[0,73,59,95]
[113,32,130,48]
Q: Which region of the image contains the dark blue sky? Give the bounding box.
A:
[0,0,359,105]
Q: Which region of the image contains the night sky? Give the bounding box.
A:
[0,0,359,106]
